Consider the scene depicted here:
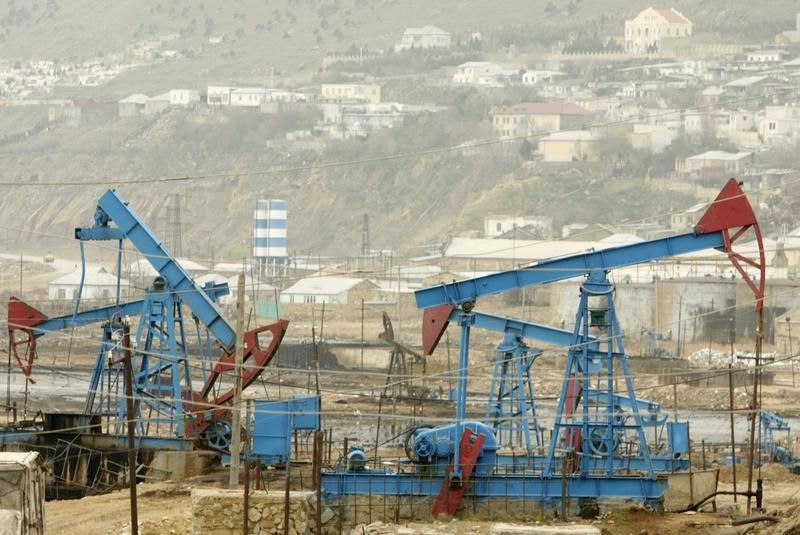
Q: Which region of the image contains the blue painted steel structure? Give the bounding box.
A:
[250,395,320,465]
[414,231,725,310]
[75,189,236,351]
[71,189,242,442]
[324,180,766,511]
[16,189,290,451]
[455,310,596,454]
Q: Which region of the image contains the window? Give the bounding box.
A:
[496,223,502,232]
[57,288,66,299]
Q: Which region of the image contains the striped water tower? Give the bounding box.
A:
[253,199,288,277]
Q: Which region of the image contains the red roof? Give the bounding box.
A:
[651,7,691,24]
[493,102,592,116]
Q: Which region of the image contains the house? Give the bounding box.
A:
[484,215,553,239]
[279,276,379,305]
[452,61,503,85]
[491,102,592,138]
[630,123,678,153]
[320,83,381,104]
[231,87,267,107]
[118,93,148,117]
[723,76,784,101]
[717,109,760,148]
[168,89,200,106]
[207,84,234,106]
[395,25,451,51]
[538,130,599,162]
[759,104,800,146]
[48,266,130,301]
[624,6,692,53]
[670,202,707,231]
[700,86,726,106]
[144,92,171,115]
[341,103,404,134]
[745,49,789,63]
[676,150,754,179]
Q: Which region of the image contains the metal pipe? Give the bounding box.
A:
[731,515,779,526]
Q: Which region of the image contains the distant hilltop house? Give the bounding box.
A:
[676,150,754,180]
[624,6,692,53]
[745,48,789,63]
[395,25,451,51]
[760,104,800,146]
[207,84,308,108]
[491,102,592,138]
[538,130,599,162]
[484,215,554,240]
[280,276,379,305]
[320,83,381,104]
[118,89,199,117]
[452,61,503,85]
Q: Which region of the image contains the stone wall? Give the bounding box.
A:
[191,489,337,535]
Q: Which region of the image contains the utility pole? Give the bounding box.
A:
[229,272,246,488]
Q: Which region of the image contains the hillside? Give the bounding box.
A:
[1,0,795,87]
[0,105,698,263]
[0,0,795,264]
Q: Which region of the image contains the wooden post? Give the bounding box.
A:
[729,364,738,502]
[121,324,139,535]
[314,430,323,535]
[229,272,246,488]
[244,399,251,535]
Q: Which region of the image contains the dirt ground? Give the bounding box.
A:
[43,480,800,535]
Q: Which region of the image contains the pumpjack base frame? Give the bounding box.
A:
[321,471,668,504]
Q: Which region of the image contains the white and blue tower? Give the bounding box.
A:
[253,199,288,277]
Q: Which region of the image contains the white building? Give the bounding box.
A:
[231,87,267,107]
[452,61,503,85]
[320,83,381,104]
[207,84,234,106]
[48,266,130,300]
[746,49,789,63]
[396,25,451,51]
[630,123,678,153]
[760,104,800,146]
[484,215,553,239]
[624,6,692,53]
[280,276,378,305]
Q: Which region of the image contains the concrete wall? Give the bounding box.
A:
[550,279,737,348]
